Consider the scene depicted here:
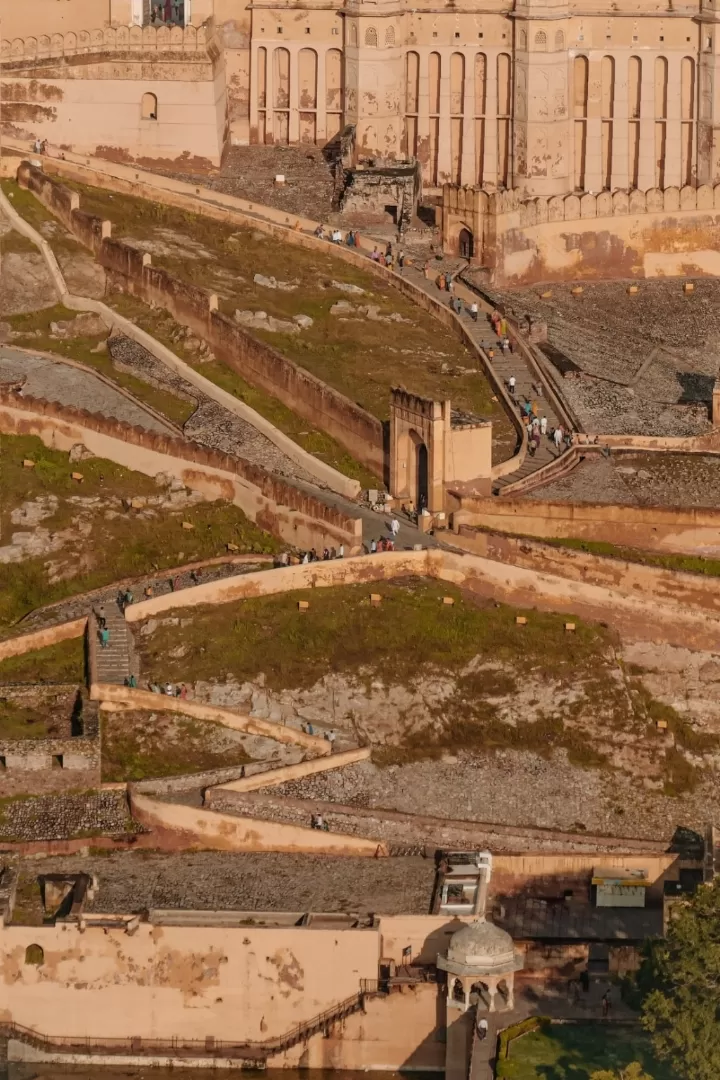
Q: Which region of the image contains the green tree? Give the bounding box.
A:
[591,1065,653,1080]
[639,878,720,1080]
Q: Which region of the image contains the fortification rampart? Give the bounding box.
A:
[443,183,720,285]
[0,390,363,553]
[1,24,208,63]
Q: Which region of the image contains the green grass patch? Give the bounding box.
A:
[109,292,381,488]
[1,228,38,255]
[62,179,512,434]
[0,637,85,684]
[102,711,251,782]
[497,1020,675,1079]
[0,698,55,738]
[1,178,87,258]
[0,433,280,628]
[6,305,196,429]
[138,577,612,692]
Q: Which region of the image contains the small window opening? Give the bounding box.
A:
[141,92,158,121]
[52,754,64,769]
[25,944,44,966]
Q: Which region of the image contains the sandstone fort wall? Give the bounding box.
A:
[444,184,720,285]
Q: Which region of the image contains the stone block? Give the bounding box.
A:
[515,616,527,626]
[297,600,309,611]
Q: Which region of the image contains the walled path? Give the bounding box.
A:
[93,604,133,685]
[402,267,563,490]
[0,345,175,435]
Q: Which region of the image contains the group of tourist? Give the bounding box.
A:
[148,1,185,24]
[312,226,407,272]
[276,546,345,565]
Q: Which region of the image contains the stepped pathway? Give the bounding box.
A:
[93,604,134,685]
[395,265,566,492]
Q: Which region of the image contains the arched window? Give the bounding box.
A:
[364,26,377,47]
[141,91,157,120]
[555,29,565,50]
[385,25,395,46]
[534,30,547,49]
[25,944,44,966]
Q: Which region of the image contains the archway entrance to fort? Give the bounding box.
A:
[459,228,474,260]
[415,437,429,509]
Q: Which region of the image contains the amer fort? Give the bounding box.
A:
[5,1,720,1079]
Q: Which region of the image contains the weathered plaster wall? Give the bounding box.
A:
[125,545,720,654]
[129,789,388,855]
[0,921,380,1043]
[1,28,225,168]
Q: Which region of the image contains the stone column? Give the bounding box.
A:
[289,46,300,144]
[438,51,453,183]
[611,52,629,190]
[664,54,682,187]
[316,48,327,143]
[249,48,260,141]
[460,51,476,186]
[487,980,497,1012]
[483,50,498,189]
[506,973,515,1010]
[637,54,656,190]
[417,50,431,184]
[584,57,603,191]
[265,48,275,143]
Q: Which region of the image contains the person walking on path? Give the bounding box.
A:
[390,517,400,538]
[99,627,110,649]
[508,375,517,398]
[540,415,548,436]
[602,989,612,1018]
[553,425,564,452]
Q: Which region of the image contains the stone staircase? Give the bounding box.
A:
[93,605,134,686]
[403,264,567,494]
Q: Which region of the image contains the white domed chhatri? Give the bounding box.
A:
[438,916,523,1014]
[445,917,516,972]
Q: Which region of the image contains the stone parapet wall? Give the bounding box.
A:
[451,496,720,559]
[0,789,136,843]
[0,389,363,552]
[1,24,208,64]
[451,526,720,618]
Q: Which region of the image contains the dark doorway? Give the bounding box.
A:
[459,228,474,259]
[416,441,429,509]
[384,204,398,224]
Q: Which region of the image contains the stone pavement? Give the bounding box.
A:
[0,346,175,435]
[402,266,565,491]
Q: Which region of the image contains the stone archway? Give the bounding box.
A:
[389,389,449,513]
[459,227,474,259]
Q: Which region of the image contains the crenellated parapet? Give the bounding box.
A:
[0,23,208,65]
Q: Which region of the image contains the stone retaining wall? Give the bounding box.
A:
[0,390,363,553]
[0,789,137,844]
[0,618,86,663]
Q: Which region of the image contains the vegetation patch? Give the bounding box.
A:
[102,710,251,782]
[0,637,85,685]
[539,534,720,579]
[497,1022,673,1079]
[0,433,280,628]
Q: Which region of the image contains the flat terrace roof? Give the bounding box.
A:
[6,851,437,921]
